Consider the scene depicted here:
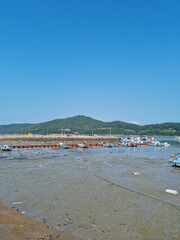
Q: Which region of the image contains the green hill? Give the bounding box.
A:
[0,115,179,136]
[0,123,34,134]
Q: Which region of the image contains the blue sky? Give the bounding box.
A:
[0,0,180,125]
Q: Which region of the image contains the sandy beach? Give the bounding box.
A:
[0,203,82,240]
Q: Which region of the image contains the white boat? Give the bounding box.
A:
[78,143,88,148]
[162,142,170,147]
[149,140,168,147]
[171,157,180,167]
[103,143,113,148]
[59,142,69,149]
[0,145,12,151]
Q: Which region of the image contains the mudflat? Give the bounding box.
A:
[1,141,180,239]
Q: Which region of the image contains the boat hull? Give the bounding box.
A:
[172,157,180,167]
[0,145,12,151]
[1,148,12,151]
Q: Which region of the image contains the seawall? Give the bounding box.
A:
[0,134,119,145]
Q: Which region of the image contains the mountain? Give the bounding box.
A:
[0,115,180,136]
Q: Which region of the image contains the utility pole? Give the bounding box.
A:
[61,127,63,135]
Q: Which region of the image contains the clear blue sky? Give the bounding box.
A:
[0,0,180,125]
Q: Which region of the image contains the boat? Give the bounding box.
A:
[161,142,170,147]
[103,143,113,148]
[171,153,180,159]
[59,143,69,149]
[169,152,180,167]
[112,143,120,147]
[149,140,164,147]
[121,142,137,147]
[78,143,88,148]
[171,157,180,167]
[0,145,12,151]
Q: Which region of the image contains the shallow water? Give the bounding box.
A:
[0,144,180,240]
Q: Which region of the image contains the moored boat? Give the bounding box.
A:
[169,152,180,167]
[103,143,113,148]
[78,143,88,148]
[171,153,180,159]
[171,157,180,167]
[161,142,170,147]
[59,143,69,149]
[0,145,12,151]
[121,142,137,147]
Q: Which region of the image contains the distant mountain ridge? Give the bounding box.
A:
[0,115,180,136]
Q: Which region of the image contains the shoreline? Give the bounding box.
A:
[0,203,82,240]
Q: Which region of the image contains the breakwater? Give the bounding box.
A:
[0,134,118,144]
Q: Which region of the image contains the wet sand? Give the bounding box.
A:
[0,203,82,240]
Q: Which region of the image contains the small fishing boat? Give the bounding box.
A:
[103,143,113,148]
[78,143,88,148]
[171,153,180,158]
[59,143,69,149]
[149,140,170,147]
[171,157,180,167]
[112,143,119,147]
[121,142,137,147]
[152,140,163,147]
[0,145,12,151]
[161,142,170,147]
[169,152,180,167]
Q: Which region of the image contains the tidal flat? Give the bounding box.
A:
[0,144,180,240]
